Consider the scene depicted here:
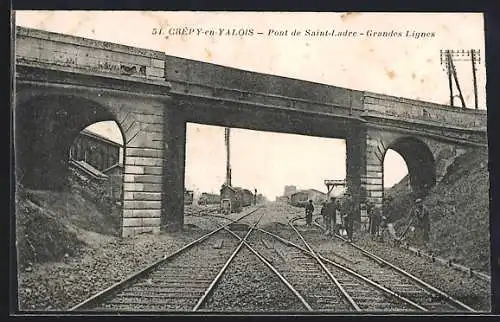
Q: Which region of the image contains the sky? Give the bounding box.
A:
[15,12,486,200]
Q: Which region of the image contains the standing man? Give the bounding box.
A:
[325,197,337,236]
[378,197,394,242]
[335,199,343,236]
[334,198,343,236]
[366,200,377,236]
[412,198,430,244]
[320,200,328,232]
[341,191,354,242]
[305,199,314,227]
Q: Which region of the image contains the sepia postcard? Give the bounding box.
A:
[12,11,491,314]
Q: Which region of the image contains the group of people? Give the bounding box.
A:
[367,196,431,244]
[366,196,394,242]
[305,192,355,241]
[305,192,431,245]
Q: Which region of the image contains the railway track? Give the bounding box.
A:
[268,216,476,312]
[184,211,481,312]
[201,212,360,311]
[69,207,264,312]
[204,214,422,312]
[309,216,487,304]
[70,206,481,312]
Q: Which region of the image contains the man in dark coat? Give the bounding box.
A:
[341,192,354,241]
[305,199,314,227]
[320,200,328,229]
[324,197,337,235]
[335,199,343,235]
[412,198,430,243]
[378,196,394,242]
[366,200,378,236]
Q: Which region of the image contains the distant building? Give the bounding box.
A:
[305,189,327,203]
[69,128,123,172]
[289,189,327,207]
[284,185,297,197]
[220,184,239,211]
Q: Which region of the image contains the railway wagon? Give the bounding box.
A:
[198,192,220,206]
[239,188,254,207]
[220,185,255,213]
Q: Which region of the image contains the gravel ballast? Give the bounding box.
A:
[201,246,307,312]
[17,229,209,311]
[353,233,491,312]
[15,203,491,313]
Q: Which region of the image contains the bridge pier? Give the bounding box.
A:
[346,124,369,222]
[162,106,186,232]
[119,98,173,237]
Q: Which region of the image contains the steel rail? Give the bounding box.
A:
[256,227,428,311]
[69,206,262,311]
[192,211,266,311]
[216,223,314,311]
[288,219,361,312]
[313,214,490,282]
[198,213,313,310]
[312,216,388,266]
[311,219,477,312]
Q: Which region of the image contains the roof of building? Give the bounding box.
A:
[306,188,327,195]
[221,184,236,192]
[80,128,123,147]
[291,190,308,197]
[291,189,326,196]
[70,160,108,180]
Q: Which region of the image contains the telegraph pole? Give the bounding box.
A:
[446,51,454,107]
[447,51,467,109]
[471,49,479,109]
[441,49,481,109]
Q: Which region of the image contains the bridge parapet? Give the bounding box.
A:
[164,55,364,117]
[362,91,487,130]
[16,26,166,83]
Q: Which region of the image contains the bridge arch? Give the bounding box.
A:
[383,136,436,197]
[15,93,129,191]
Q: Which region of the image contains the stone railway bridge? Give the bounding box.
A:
[14,26,488,237]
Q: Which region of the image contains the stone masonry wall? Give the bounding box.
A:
[121,108,165,237]
[16,26,165,82]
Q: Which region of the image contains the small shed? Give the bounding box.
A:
[220,184,242,212]
[290,191,309,207]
